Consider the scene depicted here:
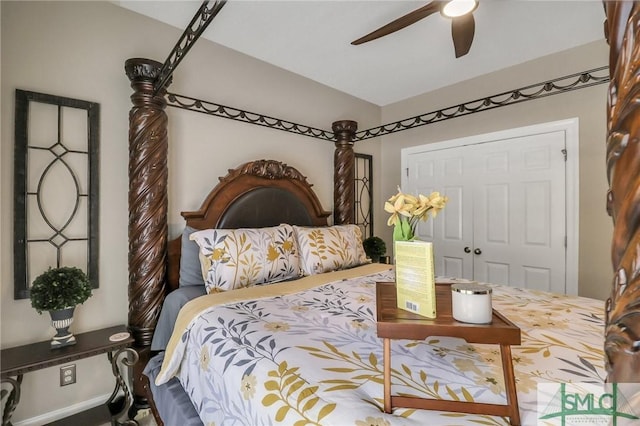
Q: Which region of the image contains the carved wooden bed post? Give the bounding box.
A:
[333,120,357,225]
[603,2,640,383]
[125,58,172,406]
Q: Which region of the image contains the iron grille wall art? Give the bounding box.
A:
[354,153,373,239]
[14,90,100,299]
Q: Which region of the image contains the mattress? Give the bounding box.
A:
[155,263,606,425]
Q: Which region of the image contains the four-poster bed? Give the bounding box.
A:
[123,1,639,425]
[138,158,606,426]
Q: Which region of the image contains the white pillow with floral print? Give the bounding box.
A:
[190,224,300,293]
[293,224,368,275]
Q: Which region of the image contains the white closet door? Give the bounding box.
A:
[471,132,566,293]
[404,129,567,293]
[406,147,474,279]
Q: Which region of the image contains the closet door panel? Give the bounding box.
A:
[440,184,467,277]
[407,148,473,279]
[472,141,517,286]
[472,132,566,293]
[523,266,552,291]
[483,261,510,286]
[523,181,551,247]
[484,183,510,244]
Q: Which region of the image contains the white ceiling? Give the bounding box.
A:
[115,0,606,106]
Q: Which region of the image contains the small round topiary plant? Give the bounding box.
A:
[362,236,387,262]
[29,266,92,314]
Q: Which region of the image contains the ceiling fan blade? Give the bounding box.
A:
[451,12,475,58]
[351,1,441,45]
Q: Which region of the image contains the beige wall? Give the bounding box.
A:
[377,39,611,301]
[0,1,379,423]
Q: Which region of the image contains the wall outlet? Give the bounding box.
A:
[60,364,76,386]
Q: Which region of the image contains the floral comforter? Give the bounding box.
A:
[157,263,605,425]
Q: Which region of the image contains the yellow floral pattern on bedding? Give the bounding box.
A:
[165,268,605,425]
[190,224,300,293]
[293,224,368,275]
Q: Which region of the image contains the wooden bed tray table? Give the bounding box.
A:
[375,281,522,425]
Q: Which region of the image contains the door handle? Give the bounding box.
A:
[474,248,482,255]
[464,246,471,253]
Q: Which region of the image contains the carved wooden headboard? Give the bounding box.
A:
[604,2,640,383]
[165,159,331,291]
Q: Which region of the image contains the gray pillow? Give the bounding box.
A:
[179,226,206,287]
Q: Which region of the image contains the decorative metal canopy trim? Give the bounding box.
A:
[154,0,227,95]
[166,66,609,142]
[166,92,335,141]
[355,66,610,141]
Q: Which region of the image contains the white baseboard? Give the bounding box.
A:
[13,393,112,426]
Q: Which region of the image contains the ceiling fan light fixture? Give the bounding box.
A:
[441,0,478,18]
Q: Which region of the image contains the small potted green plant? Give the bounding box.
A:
[362,236,387,263]
[29,266,92,348]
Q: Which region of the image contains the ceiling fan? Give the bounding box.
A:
[351,0,479,58]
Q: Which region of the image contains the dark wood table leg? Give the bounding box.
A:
[107,348,139,426]
[500,344,520,426]
[383,338,391,413]
[1,375,22,426]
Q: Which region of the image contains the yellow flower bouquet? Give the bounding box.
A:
[384,187,448,241]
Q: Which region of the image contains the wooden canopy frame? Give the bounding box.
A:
[123,0,640,413]
[124,55,356,403]
[603,2,640,383]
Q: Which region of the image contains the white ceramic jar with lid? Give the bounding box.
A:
[451,283,493,324]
